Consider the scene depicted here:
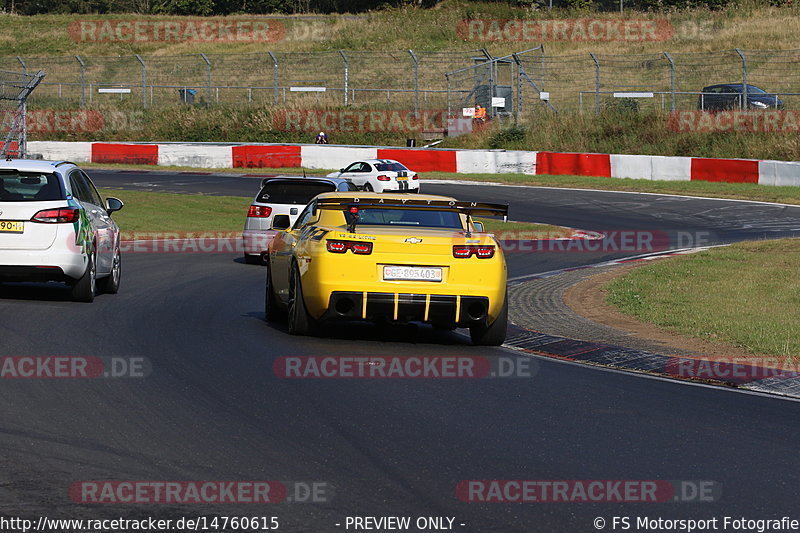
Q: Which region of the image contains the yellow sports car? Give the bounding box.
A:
[264,192,509,345]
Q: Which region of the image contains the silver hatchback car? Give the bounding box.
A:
[0,159,124,302]
[242,176,357,264]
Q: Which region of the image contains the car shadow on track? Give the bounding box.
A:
[0,282,74,302]
[244,311,473,346]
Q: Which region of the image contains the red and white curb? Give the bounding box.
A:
[27,141,800,187]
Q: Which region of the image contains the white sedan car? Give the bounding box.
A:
[326,159,420,193]
[0,159,123,302]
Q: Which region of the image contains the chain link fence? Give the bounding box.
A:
[447,48,800,118]
[2,48,799,130]
[11,50,485,115]
[0,69,45,158]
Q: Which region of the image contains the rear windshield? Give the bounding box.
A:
[0,172,65,202]
[346,208,463,229]
[257,181,336,204]
[375,162,408,172]
[725,84,767,94]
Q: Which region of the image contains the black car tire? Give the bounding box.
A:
[264,259,283,322]
[287,262,318,336]
[244,253,264,265]
[97,247,121,294]
[469,293,508,346]
[70,252,96,303]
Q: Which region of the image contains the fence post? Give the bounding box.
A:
[339,50,348,106]
[446,73,451,119]
[409,49,419,115]
[590,52,600,114]
[135,54,147,108]
[75,55,86,108]
[16,56,26,74]
[663,52,675,112]
[488,59,496,118]
[268,52,278,106]
[512,53,522,121]
[735,48,748,110]
[540,45,545,93]
[200,53,211,104]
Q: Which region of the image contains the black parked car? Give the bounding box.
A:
[698,84,783,111]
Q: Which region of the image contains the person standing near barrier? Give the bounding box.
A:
[315,131,328,144]
[473,104,487,124]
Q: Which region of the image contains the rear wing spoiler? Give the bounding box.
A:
[315,197,509,218]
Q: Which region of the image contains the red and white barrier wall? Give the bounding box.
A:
[26,141,800,187]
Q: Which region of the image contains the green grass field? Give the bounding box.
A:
[99,188,250,234]
[92,165,800,206]
[98,187,567,237]
[606,238,800,358]
[3,3,799,57]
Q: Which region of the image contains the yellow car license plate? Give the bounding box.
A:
[0,220,24,233]
[383,265,442,282]
[397,177,408,181]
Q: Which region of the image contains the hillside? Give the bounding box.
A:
[3,1,800,160]
[1,3,800,57]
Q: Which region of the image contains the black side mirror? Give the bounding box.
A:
[272,215,291,230]
[339,168,344,173]
[106,197,124,214]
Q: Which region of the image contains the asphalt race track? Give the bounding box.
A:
[2,170,800,531]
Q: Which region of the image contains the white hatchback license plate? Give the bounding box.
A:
[0,220,24,233]
[383,266,442,282]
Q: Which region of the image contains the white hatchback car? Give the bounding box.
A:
[326,159,420,193]
[242,176,358,264]
[0,159,123,302]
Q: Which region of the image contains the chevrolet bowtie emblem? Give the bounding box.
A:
[404,237,423,244]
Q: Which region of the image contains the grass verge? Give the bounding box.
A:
[92,164,800,206]
[443,172,800,205]
[98,187,567,237]
[99,188,250,234]
[605,238,800,358]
